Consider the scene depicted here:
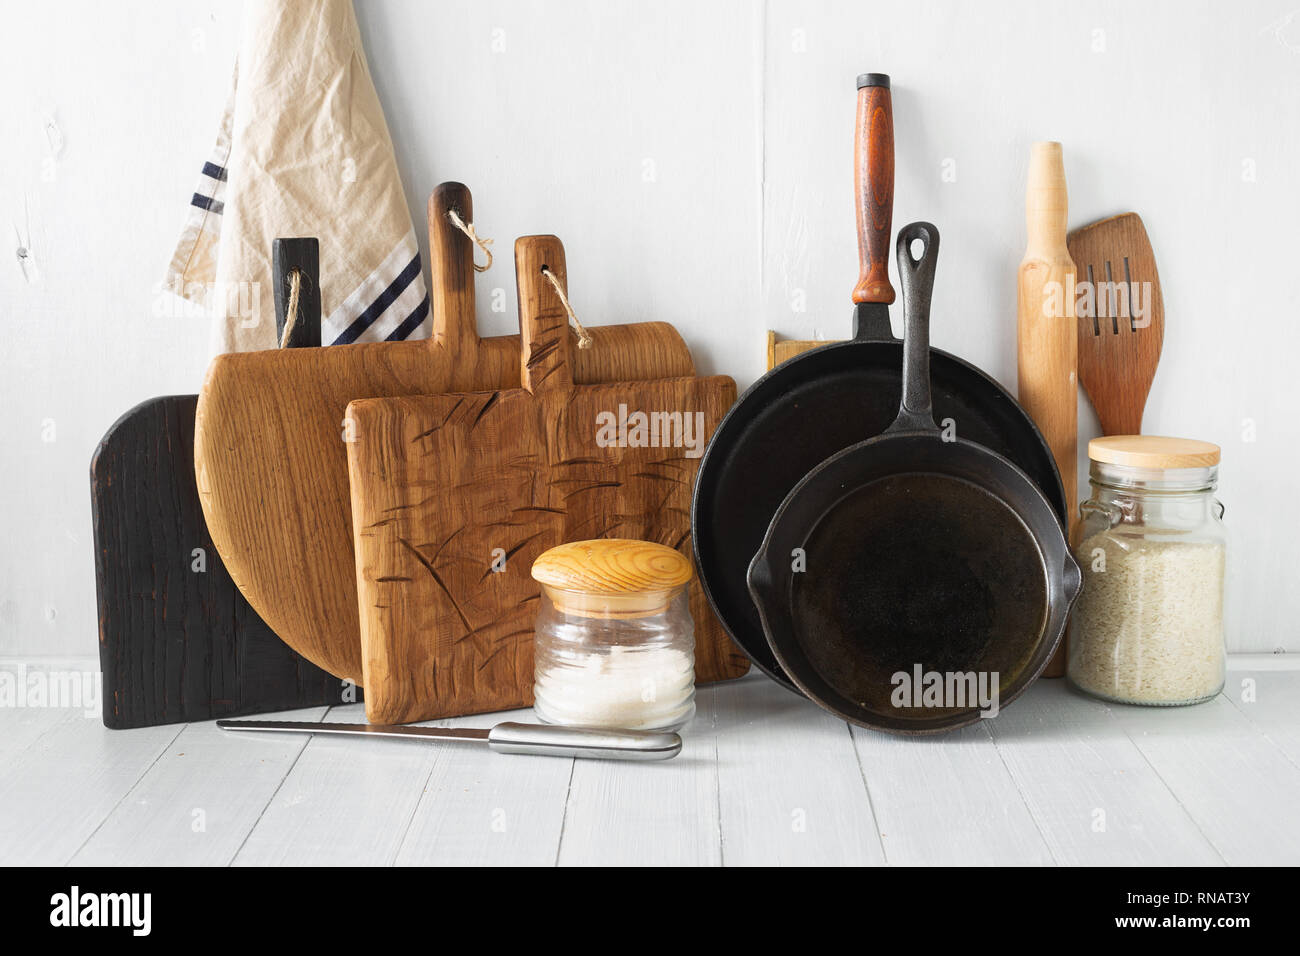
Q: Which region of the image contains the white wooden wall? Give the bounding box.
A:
[2,0,1297,659]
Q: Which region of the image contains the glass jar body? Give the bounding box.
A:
[533,586,696,731]
[1067,462,1226,706]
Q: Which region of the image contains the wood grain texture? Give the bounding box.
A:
[70,705,329,866]
[194,183,698,684]
[771,75,892,372]
[852,721,1054,865]
[346,235,746,725]
[0,704,183,865]
[767,335,836,368]
[531,538,693,593]
[1068,212,1165,437]
[1018,143,1078,678]
[91,396,352,729]
[1107,692,1300,865]
[713,676,887,865]
[852,77,895,305]
[983,684,1222,865]
[229,704,435,866]
[1088,435,1219,469]
[5,664,1300,866]
[391,702,573,866]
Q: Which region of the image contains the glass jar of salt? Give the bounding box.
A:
[531,539,696,731]
[1067,436,1226,706]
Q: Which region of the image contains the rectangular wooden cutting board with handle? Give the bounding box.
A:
[346,235,749,724]
[194,183,698,685]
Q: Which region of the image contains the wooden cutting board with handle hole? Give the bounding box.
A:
[345,235,748,724]
[194,183,697,684]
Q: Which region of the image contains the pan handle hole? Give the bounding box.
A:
[909,237,925,261]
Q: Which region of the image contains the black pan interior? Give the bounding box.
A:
[791,473,1046,716]
[692,340,1066,689]
[748,434,1075,734]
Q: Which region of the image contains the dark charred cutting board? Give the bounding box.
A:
[91,395,356,728]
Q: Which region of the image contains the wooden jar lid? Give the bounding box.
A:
[1088,435,1221,469]
[531,539,693,618]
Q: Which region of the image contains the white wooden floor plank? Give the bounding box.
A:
[0,711,182,865]
[0,702,83,766]
[1106,688,1300,865]
[714,675,885,865]
[0,659,102,765]
[853,720,1054,866]
[986,681,1223,866]
[555,691,721,866]
[3,662,1296,866]
[231,703,437,866]
[68,706,329,866]
[393,706,570,866]
[1222,668,1300,769]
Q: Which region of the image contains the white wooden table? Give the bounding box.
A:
[2,657,1297,866]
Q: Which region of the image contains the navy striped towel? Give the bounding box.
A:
[165,0,428,352]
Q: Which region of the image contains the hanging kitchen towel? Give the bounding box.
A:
[165,0,428,352]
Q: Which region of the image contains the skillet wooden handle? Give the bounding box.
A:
[851,74,895,306]
[428,182,479,354]
[516,235,575,393]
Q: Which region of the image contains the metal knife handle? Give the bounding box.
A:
[487,722,682,761]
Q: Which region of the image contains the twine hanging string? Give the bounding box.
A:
[447,209,494,272]
[278,269,302,349]
[541,266,593,350]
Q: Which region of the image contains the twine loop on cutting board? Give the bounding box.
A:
[541,266,592,349]
[447,209,494,272]
[279,269,302,349]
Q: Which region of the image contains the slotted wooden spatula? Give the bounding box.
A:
[1068,213,1164,435]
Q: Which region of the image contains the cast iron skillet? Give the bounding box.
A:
[746,223,1082,734]
[692,75,1066,692]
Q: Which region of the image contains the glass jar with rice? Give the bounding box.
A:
[1068,436,1226,706]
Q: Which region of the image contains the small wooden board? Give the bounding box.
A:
[347,236,748,724]
[92,396,354,729]
[766,330,836,369]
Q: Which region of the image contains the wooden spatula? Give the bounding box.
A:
[1068,213,1164,436]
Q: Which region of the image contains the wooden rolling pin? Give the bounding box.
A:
[1017,142,1077,678]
